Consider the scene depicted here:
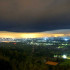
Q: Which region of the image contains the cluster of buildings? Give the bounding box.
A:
[0,37,70,46]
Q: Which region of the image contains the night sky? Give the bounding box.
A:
[0,0,70,32]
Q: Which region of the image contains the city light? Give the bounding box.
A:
[44,38,46,40]
[64,38,68,41]
[62,55,67,59]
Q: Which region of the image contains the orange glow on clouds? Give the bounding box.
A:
[0,31,70,38]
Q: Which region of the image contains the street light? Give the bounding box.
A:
[62,55,67,59]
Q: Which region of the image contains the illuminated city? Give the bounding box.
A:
[0,0,70,70]
[0,33,70,70]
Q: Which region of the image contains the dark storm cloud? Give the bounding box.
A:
[0,0,70,21]
[0,0,70,32]
[0,18,70,32]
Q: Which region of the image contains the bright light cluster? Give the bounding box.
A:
[62,55,67,59]
[0,31,70,38]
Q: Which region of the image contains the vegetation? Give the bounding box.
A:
[0,42,70,70]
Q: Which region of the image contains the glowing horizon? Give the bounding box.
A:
[0,30,70,38]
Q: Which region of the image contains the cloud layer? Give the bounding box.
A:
[43,29,70,34]
[0,0,70,32]
[0,0,70,21]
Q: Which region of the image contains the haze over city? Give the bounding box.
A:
[0,29,70,38]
